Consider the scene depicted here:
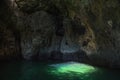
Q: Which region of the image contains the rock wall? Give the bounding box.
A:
[0,0,21,60]
[0,0,120,68]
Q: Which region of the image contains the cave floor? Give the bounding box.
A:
[0,61,120,80]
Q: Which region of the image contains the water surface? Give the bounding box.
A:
[0,61,120,80]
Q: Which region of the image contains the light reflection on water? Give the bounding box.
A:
[48,61,98,80]
[50,62,97,74]
[0,61,120,80]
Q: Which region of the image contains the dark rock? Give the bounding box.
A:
[1,0,120,68]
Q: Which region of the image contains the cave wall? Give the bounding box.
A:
[0,0,21,60]
[0,0,120,67]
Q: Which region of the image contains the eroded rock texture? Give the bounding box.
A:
[0,0,120,68]
[0,0,21,60]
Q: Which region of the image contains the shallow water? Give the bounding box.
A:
[0,61,120,80]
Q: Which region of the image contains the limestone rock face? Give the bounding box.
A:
[17,11,55,60]
[1,0,120,68]
[0,23,20,60]
[0,0,21,60]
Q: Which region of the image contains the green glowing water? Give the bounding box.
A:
[50,62,96,74]
[0,61,120,80]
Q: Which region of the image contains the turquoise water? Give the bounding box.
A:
[0,61,120,80]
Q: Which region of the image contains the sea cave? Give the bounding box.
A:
[0,0,120,80]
